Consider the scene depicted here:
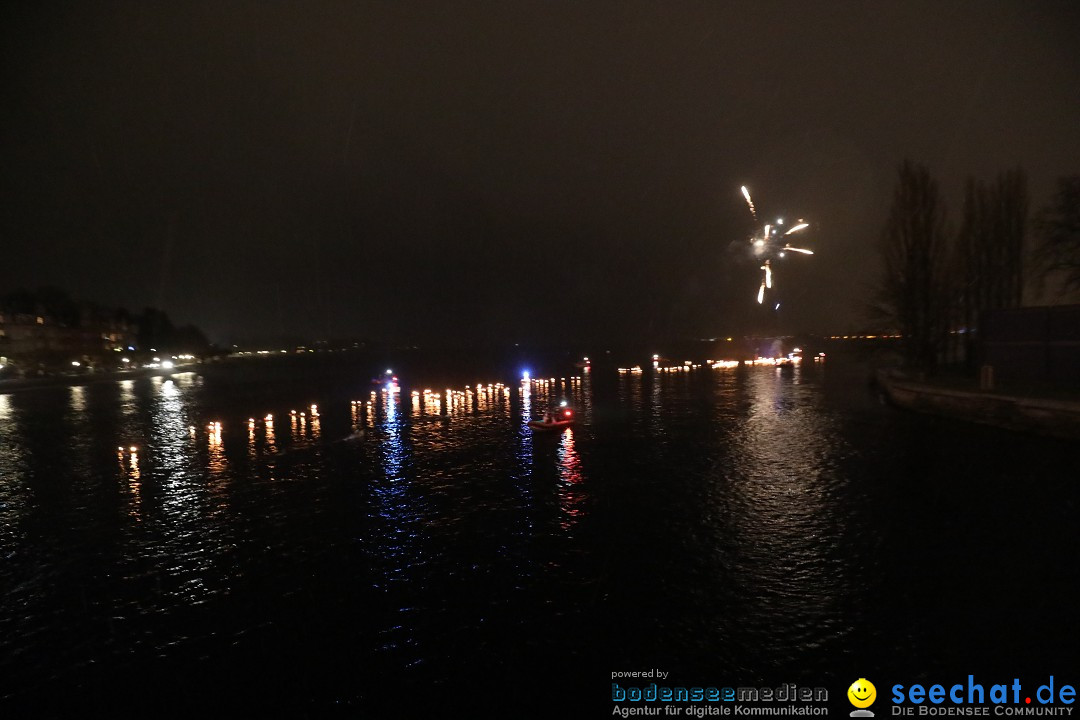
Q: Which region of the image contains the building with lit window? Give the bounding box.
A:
[0,305,135,370]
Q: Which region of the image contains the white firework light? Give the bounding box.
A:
[739,185,814,305]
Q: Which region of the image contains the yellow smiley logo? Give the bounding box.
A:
[848,678,877,708]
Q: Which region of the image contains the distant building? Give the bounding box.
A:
[0,304,135,366]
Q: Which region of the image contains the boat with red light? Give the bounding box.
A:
[527,407,574,431]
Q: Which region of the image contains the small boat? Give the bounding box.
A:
[527,418,573,431]
[528,407,574,431]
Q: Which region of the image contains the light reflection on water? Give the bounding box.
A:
[67,385,86,414]
[556,427,585,532]
[372,387,416,589]
[720,366,851,663]
[0,360,1076,712]
[517,378,533,467]
[0,394,29,550]
[118,378,135,409]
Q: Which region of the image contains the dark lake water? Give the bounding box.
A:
[1,352,1077,716]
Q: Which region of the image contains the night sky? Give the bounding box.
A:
[3,1,1078,345]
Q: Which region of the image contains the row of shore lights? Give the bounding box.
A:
[520,374,584,383]
[399,377,584,405]
[117,406,321,454]
[236,406,322,431]
[619,360,733,374]
[411,384,508,413]
[116,373,585,454]
[619,353,824,374]
[115,371,589,453]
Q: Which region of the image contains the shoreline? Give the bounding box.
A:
[0,364,202,394]
[877,370,1080,440]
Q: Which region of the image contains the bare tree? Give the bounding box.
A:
[880,160,952,374]
[997,168,1028,307]
[1034,175,1080,294]
[955,168,1028,365]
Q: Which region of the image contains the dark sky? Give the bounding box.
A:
[3,1,1078,345]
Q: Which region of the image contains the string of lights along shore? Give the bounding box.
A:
[740,185,814,307]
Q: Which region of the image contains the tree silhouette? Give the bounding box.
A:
[955,168,1028,366]
[879,160,952,374]
[1033,175,1080,294]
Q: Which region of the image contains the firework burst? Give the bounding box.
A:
[740,186,814,305]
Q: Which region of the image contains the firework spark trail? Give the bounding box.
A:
[741,186,757,221]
